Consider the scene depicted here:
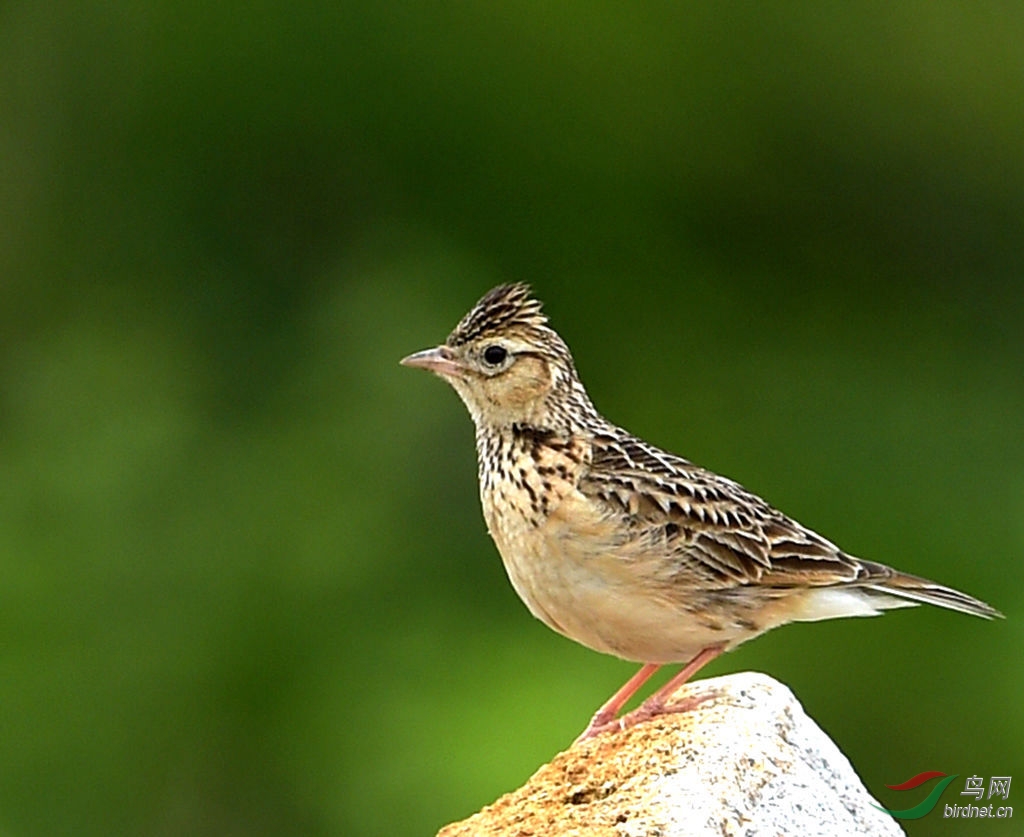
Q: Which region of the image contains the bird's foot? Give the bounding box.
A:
[574,689,718,742]
[574,707,621,743]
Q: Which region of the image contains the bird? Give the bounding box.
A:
[401,283,1002,740]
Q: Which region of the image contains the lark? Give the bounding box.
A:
[402,284,1002,739]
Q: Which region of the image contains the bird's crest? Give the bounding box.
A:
[447,283,548,347]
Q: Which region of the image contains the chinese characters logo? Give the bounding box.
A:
[875,771,1012,820]
[946,775,1013,819]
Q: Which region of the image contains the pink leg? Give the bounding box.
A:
[618,645,724,728]
[575,663,660,742]
[576,646,724,741]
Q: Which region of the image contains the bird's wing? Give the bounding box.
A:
[579,431,870,589]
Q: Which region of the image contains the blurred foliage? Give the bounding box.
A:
[1,2,1022,835]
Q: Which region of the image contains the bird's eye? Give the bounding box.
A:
[482,345,508,366]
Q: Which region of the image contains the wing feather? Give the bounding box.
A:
[580,430,863,588]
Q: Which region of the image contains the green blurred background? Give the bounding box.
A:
[1,2,1022,835]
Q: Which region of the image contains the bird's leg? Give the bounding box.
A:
[575,663,660,742]
[576,646,725,741]
[618,645,725,727]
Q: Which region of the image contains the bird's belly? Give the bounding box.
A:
[485,490,748,663]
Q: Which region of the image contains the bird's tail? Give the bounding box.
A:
[863,563,1003,620]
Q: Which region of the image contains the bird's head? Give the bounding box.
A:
[402,284,595,433]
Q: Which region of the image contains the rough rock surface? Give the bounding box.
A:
[437,671,903,837]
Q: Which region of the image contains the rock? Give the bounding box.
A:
[437,671,903,837]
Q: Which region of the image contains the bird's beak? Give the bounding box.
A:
[400,345,464,378]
